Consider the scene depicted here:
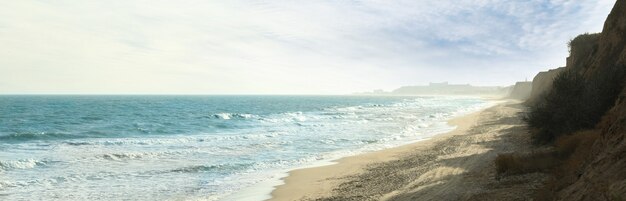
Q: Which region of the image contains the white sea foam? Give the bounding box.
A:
[0,159,45,171]
[213,113,257,120]
[99,152,156,161]
[0,180,15,189]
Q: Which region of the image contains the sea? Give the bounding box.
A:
[0,95,491,200]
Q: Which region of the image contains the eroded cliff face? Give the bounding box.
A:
[508,81,532,100]
[549,1,626,200]
[526,67,565,105]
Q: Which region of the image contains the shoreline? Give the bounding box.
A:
[268,100,536,200]
[268,100,505,201]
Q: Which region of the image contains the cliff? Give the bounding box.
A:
[525,1,626,199]
[508,81,532,100]
[526,67,565,105]
[555,1,626,199]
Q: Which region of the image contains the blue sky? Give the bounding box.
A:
[0,0,615,94]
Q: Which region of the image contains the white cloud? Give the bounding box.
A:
[0,0,615,94]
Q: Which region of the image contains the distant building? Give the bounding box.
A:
[429,82,470,88]
[373,89,386,94]
[429,82,449,87]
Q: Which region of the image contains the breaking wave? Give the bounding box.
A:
[0,159,46,171]
[212,113,257,120]
[170,163,253,173]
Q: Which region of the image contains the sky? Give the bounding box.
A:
[0,0,616,94]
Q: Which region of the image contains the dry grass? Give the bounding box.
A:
[555,130,600,187]
[555,130,599,161]
[495,150,559,178]
[530,129,601,200]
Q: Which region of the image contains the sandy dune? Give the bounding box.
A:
[270,101,546,201]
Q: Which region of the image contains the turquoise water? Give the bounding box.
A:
[0,95,489,200]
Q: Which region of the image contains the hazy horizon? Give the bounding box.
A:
[0,81,509,95]
[0,1,614,94]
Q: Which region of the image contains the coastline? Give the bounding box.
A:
[269,100,538,200]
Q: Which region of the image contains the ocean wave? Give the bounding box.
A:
[212,113,256,120]
[99,153,154,161]
[97,151,191,161]
[80,116,104,121]
[0,180,16,189]
[0,159,46,171]
[335,106,364,111]
[360,139,379,144]
[62,133,285,147]
[62,137,199,147]
[320,111,356,116]
[64,141,93,146]
[260,111,313,123]
[170,163,253,173]
[0,132,84,142]
[428,113,448,119]
[285,112,307,122]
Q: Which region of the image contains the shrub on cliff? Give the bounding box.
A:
[567,33,600,65]
[526,65,625,144]
[526,71,586,143]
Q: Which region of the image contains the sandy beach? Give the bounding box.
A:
[270,101,546,201]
